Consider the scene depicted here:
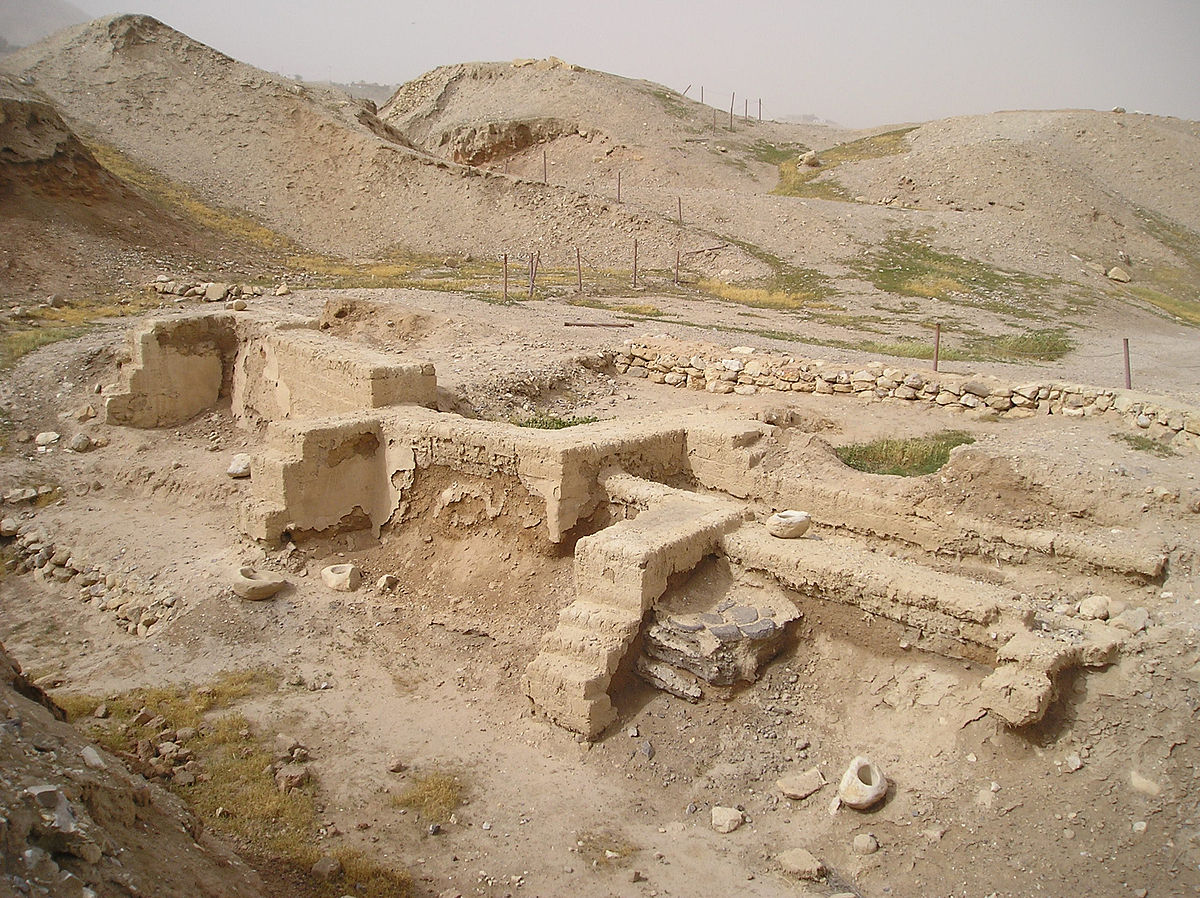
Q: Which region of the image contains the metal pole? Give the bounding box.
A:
[503,253,508,302]
[933,324,941,372]
[677,196,682,224]
[632,239,638,288]
[700,85,704,104]
[674,250,680,286]
[758,98,762,121]
[1123,338,1132,389]
[576,247,582,292]
[542,149,547,184]
[528,252,535,298]
[744,98,748,121]
[729,92,734,129]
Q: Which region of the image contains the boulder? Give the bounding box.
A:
[322,563,362,591]
[230,565,287,601]
[766,510,812,538]
[837,756,888,809]
[1106,266,1131,283]
[204,282,231,302]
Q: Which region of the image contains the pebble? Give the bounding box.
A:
[776,767,825,801]
[852,833,879,855]
[34,431,61,446]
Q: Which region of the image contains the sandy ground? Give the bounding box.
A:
[3,287,1200,898]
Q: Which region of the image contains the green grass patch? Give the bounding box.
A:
[566,297,665,317]
[849,232,1054,317]
[967,328,1074,361]
[749,139,808,165]
[55,670,411,898]
[694,236,835,311]
[835,430,975,476]
[645,86,693,120]
[774,127,916,199]
[1112,432,1177,458]
[1126,284,1200,326]
[510,413,599,429]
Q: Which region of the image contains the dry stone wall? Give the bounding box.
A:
[612,342,1200,451]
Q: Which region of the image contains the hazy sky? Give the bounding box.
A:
[67,0,1200,127]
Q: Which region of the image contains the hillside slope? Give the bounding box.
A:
[3,16,747,273]
[0,73,246,296]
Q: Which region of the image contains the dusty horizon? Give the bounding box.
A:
[3,0,1189,128]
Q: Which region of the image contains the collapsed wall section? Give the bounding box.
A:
[103,311,437,429]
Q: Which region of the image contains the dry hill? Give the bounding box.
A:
[3,15,744,274]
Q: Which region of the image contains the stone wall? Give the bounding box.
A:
[612,342,1200,451]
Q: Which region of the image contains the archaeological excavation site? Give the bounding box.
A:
[3,11,1200,898]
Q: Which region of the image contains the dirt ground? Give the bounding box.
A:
[3,286,1199,898]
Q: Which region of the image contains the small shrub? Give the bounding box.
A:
[511,413,598,429]
[835,430,975,476]
[1112,432,1177,458]
[393,770,463,824]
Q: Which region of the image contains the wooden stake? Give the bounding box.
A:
[632,239,638,288]
[744,98,748,120]
[576,247,583,292]
[682,83,691,97]
[528,252,536,298]
[674,250,680,286]
[758,98,762,121]
[729,92,735,130]
[677,196,682,224]
[933,324,941,372]
[700,85,704,104]
[503,252,508,302]
[1123,337,1132,389]
[542,149,547,183]
[617,170,622,202]
[712,109,716,138]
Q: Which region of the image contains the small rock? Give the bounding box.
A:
[311,855,342,880]
[710,806,744,833]
[204,282,231,302]
[1130,770,1161,796]
[0,517,18,537]
[852,833,879,855]
[1106,266,1131,283]
[776,847,824,879]
[67,433,92,453]
[92,703,109,719]
[34,431,61,447]
[630,870,646,883]
[777,767,826,801]
[1077,595,1110,620]
[376,573,400,591]
[387,757,408,774]
[227,453,252,478]
[274,734,302,760]
[837,756,888,810]
[275,762,310,793]
[1064,753,1084,772]
[275,284,290,296]
[638,740,655,760]
[81,746,107,769]
[322,563,362,591]
[766,510,812,539]
[1112,606,1149,633]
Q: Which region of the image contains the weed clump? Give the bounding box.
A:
[835,430,975,476]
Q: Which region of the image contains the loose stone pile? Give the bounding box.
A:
[4,522,184,637]
[148,276,275,301]
[612,343,1200,450]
